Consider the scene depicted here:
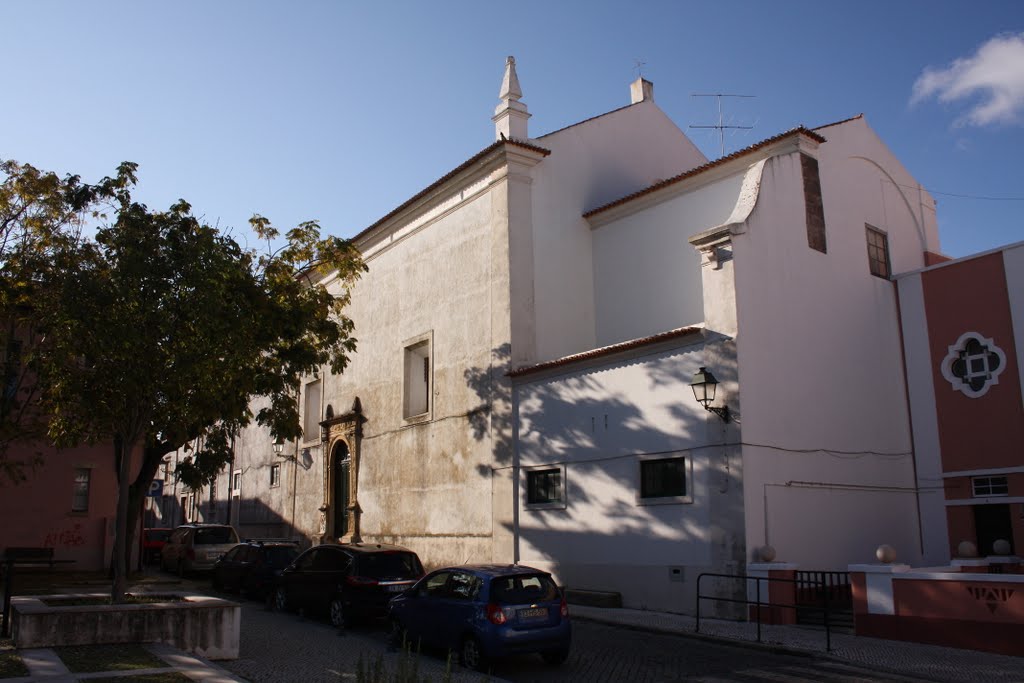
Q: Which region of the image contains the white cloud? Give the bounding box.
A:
[911,33,1024,126]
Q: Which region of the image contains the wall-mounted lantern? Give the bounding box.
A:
[273,438,285,456]
[689,366,731,423]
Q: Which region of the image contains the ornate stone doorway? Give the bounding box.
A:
[319,397,365,544]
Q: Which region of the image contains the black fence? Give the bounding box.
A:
[696,572,841,651]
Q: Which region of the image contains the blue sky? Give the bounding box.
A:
[2,1,1022,258]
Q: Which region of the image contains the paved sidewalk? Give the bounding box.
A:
[4,642,243,682]
[571,605,1024,683]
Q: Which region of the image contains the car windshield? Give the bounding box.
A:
[490,574,559,604]
[264,547,299,567]
[194,527,237,545]
[357,552,421,579]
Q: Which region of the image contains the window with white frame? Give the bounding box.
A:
[638,455,692,504]
[973,476,1009,497]
[270,464,281,488]
[71,468,91,512]
[403,333,432,420]
[303,379,322,442]
[526,466,565,508]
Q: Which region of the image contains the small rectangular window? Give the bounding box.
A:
[232,470,241,494]
[71,468,91,511]
[403,334,432,420]
[640,457,688,500]
[973,476,1009,497]
[527,468,563,505]
[303,379,322,442]
[270,464,281,488]
[866,225,890,278]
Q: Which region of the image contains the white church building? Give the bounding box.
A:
[194,57,943,615]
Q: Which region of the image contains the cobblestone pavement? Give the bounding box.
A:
[218,595,920,683]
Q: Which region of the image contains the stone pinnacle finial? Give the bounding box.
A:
[493,56,530,140]
[499,56,523,102]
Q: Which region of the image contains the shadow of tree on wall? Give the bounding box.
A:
[462,341,747,617]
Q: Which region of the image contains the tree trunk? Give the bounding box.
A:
[122,445,166,573]
[111,434,135,603]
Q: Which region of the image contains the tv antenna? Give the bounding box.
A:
[690,93,755,157]
[633,58,647,79]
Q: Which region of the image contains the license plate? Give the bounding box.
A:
[386,584,407,593]
[519,607,547,619]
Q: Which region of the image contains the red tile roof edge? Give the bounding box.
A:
[583,126,827,219]
[508,326,703,378]
[813,113,864,130]
[353,138,551,245]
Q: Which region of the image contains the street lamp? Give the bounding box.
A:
[273,438,285,456]
[689,366,731,423]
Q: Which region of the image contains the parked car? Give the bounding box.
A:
[211,539,300,598]
[272,543,424,628]
[160,523,240,576]
[388,564,571,671]
[142,527,172,565]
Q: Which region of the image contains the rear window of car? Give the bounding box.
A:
[490,574,559,604]
[264,547,299,567]
[193,527,238,545]
[356,552,422,579]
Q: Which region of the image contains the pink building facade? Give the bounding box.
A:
[897,241,1024,564]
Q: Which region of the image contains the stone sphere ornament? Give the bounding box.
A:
[992,539,1012,556]
[759,545,777,562]
[875,544,897,564]
[957,541,978,558]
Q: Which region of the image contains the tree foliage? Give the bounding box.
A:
[4,158,365,599]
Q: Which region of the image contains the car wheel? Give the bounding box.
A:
[460,635,488,672]
[273,586,290,613]
[329,598,347,629]
[541,649,569,666]
[176,560,186,578]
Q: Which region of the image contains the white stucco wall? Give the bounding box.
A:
[731,121,928,569]
[529,100,706,363]
[591,173,744,346]
[1005,243,1024,407]
[514,336,744,613]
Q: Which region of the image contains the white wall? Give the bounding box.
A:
[592,173,743,346]
[731,121,928,569]
[529,100,706,363]
[514,336,744,612]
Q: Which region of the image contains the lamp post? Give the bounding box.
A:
[690,366,731,422]
[273,438,285,457]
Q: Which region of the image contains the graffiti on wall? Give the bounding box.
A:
[42,523,86,547]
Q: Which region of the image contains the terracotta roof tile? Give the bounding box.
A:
[583,126,827,219]
[353,138,550,244]
[508,325,703,378]
[813,113,864,130]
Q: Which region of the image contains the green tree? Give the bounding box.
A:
[32,163,364,600]
[0,160,130,483]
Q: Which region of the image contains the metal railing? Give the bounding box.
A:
[696,572,836,652]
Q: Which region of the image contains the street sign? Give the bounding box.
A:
[147,479,164,497]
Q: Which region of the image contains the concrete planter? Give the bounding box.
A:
[11,592,240,660]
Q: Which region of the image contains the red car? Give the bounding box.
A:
[143,528,172,564]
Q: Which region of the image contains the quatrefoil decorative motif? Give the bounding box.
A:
[940,331,1006,399]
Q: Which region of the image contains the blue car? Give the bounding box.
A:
[388,564,571,671]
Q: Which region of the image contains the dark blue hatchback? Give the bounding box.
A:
[388,564,571,671]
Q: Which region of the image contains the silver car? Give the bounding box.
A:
[161,524,240,576]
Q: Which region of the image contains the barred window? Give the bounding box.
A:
[866,225,890,278]
[72,468,91,511]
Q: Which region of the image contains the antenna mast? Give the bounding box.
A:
[690,93,755,157]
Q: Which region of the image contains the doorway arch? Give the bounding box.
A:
[332,441,351,539]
